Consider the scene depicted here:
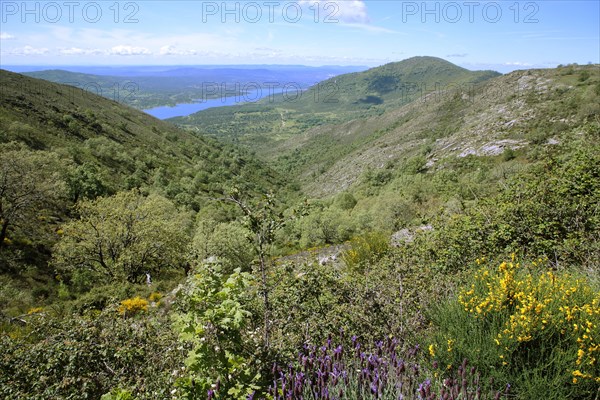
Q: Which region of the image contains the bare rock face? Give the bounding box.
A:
[458,139,527,158]
[391,225,433,247]
[319,254,338,265]
[391,228,413,246]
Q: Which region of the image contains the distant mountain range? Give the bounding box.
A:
[7,65,368,76]
[11,65,368,110]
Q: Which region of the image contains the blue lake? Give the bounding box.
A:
[144,90,269,119]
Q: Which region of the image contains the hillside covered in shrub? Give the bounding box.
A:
[1,62,599,400]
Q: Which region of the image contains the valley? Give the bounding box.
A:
[1,57,599,399]
[18,65,366,111]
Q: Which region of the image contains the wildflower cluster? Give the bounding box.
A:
[118,296,149,317]
[569,298,600,384]
[264,336,505,400]
[458,258,599,385]
[148,291,163,303]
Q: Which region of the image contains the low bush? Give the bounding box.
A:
[174,262,261,399]
[342,231,390,271]
[428,258,600,399]
[118,296,149,317]
[0,306,185,399]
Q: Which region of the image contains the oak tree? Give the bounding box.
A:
[53,190,192,283]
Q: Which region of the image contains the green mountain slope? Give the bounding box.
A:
[172,60,598,200]
[170,56,500,152]
[291,64,600,197]
[167,60,599,242]
[262,63,599,250]
[288,56,499,112]
[169,58,599,198]
[0,68,285,297]
[0,69,278,204]
[22,69,150,107]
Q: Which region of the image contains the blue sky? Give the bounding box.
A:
[1,1,598,72]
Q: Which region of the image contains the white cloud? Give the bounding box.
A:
[60,47,104,56]
[340,23,399,34]
[10,46,49,55]
[110,45,152,56]
[298,1,397,34]
[0,32,16,40]
[504,61,533,66]
[299,0,369,23]
[334,0,369,23]
[447,53,468,58]
[252,47,284,56]
[159,45,197,56]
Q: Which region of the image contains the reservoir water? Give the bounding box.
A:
[144,89,268,119]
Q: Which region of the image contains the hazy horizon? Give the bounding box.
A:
[4,57,583,75]
[2,1,597,74]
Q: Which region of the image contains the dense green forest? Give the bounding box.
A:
[1,60,599,400]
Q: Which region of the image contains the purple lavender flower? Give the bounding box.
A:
[418,382,426,398]
[267,337,501,400]
[371,381,379,395]
[334,345,343,360]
